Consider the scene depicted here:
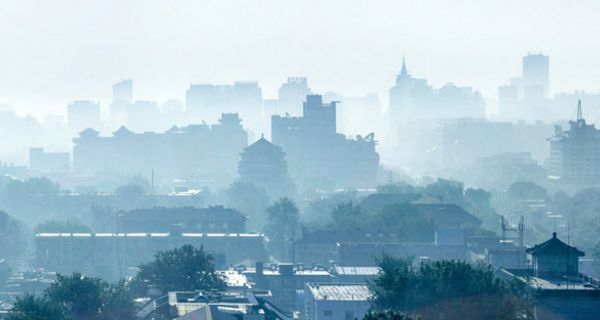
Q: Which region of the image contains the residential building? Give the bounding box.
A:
[67,100,101,137]
[29,147,70,172]
[277,77,312,116]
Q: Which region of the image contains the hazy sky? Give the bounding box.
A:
[1,0,599,117]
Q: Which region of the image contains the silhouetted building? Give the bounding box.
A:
[126,100,161,132]
[186,82,263,129]
[523,53,550,98]
[245,262,331,311]
[29,147,70,172]
[389,57,485,122]
[110,79,133,126]
[238,136,294,196]
[35,232,267,281]
[72,113,247,187]
[67,100,101,136]
[500,233,599,320]
[117,206,247,233]
[548,101,600,187]
[277,77,312,116]
[272,95,379,190]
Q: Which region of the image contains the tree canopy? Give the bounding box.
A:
[8,273,137,320]
[370,256,533,320]
[131,244,225,297]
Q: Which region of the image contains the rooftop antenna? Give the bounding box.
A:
[577,99,583,121]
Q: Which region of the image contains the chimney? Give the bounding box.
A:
[552,232,557,239]
[255,261,264,276]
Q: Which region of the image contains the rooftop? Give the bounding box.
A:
[307,283,371,301]
[334,266,380,276]
[526,232,585,257]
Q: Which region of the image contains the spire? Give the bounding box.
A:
[577,99,583,121]
[400,55,408,77]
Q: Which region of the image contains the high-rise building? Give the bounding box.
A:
[548,101,600,187]
[522,53,549,98]
[272,95,379,190]
[277,77,311,116]
[389,57,484,122]
[67,100,101,137]
[110,79,133,126]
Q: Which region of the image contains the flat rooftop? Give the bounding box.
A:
[35,233,264,238]
[307,283,371,301]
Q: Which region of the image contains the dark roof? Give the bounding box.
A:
[118,206,246,222]
[243,136,283,154]
[414,203,482,227]
[358,193,440,213]
[527,232,585,257]
[358,193,481,228]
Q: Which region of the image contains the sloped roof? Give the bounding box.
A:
[78,128,100,137]
[307,283,371,301]
[526,232,585,257]
[358,193,441,213]
[243,136,283,154]
[358,194,480,227]
[113,126,134,137]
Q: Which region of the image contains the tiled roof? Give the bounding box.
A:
[526,233,585,257]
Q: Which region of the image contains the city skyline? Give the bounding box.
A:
[1,0,600,117]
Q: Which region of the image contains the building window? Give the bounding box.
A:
[324,310,333,317]
[345,311,354,320]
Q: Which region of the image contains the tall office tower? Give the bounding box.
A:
[67,100,101,137]
[522,53,549,98]
[110,79,133,126]
[277,77,312,116]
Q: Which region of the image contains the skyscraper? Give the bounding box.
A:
[110,79,133,126]
[522,53,549,98]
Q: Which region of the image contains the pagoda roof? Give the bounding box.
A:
[78,128,100,137]
[243,136,283,153]
[112,126,134,137]
[526,232,585,257]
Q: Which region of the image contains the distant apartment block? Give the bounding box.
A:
[29,147,70,172]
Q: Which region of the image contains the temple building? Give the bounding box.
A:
[238,135,295,196]
[271,95,379,190]
[548,100,600,188]
[500,233,600,320]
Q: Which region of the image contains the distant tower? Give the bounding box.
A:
[278,77,312,116]
[522,53,549,98]
[238,135,294,196]
[110,79,133,126]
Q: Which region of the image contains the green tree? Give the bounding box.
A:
[508,181,548,200]
[370,256,533,320]
[330,201,365,231]
[46,273,107,320]
[6,294,67,320]
[369,204,435,242]
[131,244,225,297]
[363,310,420,320]
[225,182,271,231]
[424,179,464,206]
[265,197,301,259]
[101,280,138,320]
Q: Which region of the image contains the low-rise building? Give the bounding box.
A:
[499,233,600,320]
[244,262,331,312]
[303,283,371,320]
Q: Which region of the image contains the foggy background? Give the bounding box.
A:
[1,0,600,118]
